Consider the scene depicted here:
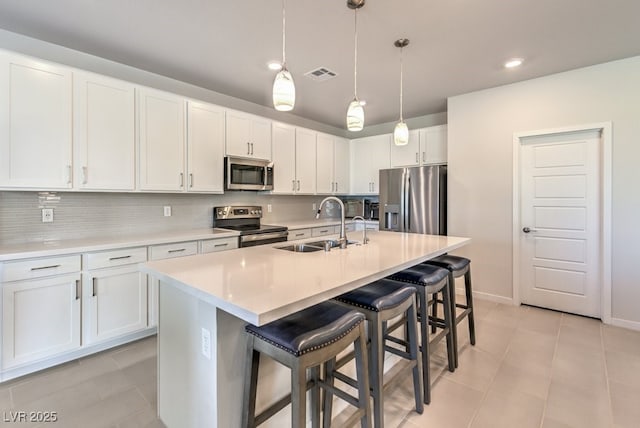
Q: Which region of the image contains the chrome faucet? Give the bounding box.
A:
[352,216,370,245]
[316,196,348,249]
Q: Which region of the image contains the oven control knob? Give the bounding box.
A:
[257,210,262,215]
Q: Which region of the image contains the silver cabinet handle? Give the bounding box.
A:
[292,180,295,191]
[247,142,251,155]
[67,165,72,184]
[168,248,186,253]
[31,264,60,271]
[214,243,229,248]
[180,173,184,188]
[295,232,305,237]
[416,153,419,163]
[75,280,80,300]
[109,255,132,261]
[92,277,97,297]
[422,152,426,163]
[251,143,254,155]
[297,180,300,191]
[189,173,194,188]
[82,166,88,184]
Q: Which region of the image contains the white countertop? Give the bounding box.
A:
[142,231,470,326]
[0,228,240,261]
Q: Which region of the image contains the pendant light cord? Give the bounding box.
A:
[399,45,403,121]
[353,8,358,98]
[282,0,286,66]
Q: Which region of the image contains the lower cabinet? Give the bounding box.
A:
[82,264,148,345]
[2,273,81,369]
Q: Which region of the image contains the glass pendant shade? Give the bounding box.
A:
[273,67,295,111]
[346,99,364,131]
[394,121,409,146]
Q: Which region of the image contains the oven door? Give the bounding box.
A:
[240,231,288,247]
[225,157,274,191]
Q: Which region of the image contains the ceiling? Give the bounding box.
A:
[0,0,639,130]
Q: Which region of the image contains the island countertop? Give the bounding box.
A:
[142,230,470,326]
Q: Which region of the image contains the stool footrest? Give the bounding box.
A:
[333,370,359,390]
[455,308,473,325]
[317,379,361,408]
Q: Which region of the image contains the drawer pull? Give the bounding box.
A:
[168,248,186,253]
[109,255,132,261]
[214,243,229,248]
[75,280,80,300]
[295,233,305,237]
[319,229,328,233]
[30,264,61,271]
[92,277,97,297]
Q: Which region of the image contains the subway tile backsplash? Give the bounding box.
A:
[0,191,330,245]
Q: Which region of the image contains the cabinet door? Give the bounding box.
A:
[225,110,253,158]
[295,128,316,194]
[368,134,391,193]
[2,274,81,369]
[390,129,420,168]
[74,72,135,190]
[271,122,296,194]
[333,137,350,194]
[420,125,447,164]
[349,138,372,194]
[316,133,334,194]
[187,101,225,193]
[138,88,186,191]
[0,52,73,189]
[83,265,148,344]
[250,116,272,161]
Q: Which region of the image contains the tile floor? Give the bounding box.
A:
[1,300,639,428]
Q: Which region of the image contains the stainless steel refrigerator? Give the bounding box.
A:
[379,165,447,235]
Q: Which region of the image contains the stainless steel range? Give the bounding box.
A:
[213,205,288,247]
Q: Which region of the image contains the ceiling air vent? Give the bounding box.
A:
[304,67,338,82]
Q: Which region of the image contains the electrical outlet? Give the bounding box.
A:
[267,204,272,213]
[41,208,54,223]
[163,206,172,217]
[312,203,317,211]
[201,328,211,359]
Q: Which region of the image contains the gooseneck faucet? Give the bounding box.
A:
[316,196,348,249]
[351,216,370,245]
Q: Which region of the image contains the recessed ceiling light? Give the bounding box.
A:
[504,58,524,69]
[267,61,283,71]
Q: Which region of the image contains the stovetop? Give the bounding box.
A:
[217,224,287,235]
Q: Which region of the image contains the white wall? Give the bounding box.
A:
[447,56,640,326]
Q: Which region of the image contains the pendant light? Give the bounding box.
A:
[346,0,365,131]
[272,0,295,111]
[393,38,410,146]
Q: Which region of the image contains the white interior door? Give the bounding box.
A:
[519,129,601,317]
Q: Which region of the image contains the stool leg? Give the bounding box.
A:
[242,335,259,428]
[354,325,372,428]
[465,268,476,346]
[448,272,459,368]
[406,299,424,414]
[442,281,455,373]
[417,289,431,405]
[430,298,438,334]
[310,365,320,428]
[370,318,385,428]
[291,364,307,428]
[322,358,336,428]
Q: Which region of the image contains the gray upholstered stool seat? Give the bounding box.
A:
[424,254,476,368]
[242,301,371,428]
[387,263,455,404]
[333,279,423,428]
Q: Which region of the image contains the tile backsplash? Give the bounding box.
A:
[0,191,333,245]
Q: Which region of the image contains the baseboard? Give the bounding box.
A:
[461,288,514,305]
[610,317,640,332]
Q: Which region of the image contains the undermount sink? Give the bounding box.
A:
[276,244,324,253]
[306,239,359,249]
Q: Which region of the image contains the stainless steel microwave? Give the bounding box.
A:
[225,157,274,191]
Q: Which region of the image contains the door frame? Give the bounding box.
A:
[512,122,612,323]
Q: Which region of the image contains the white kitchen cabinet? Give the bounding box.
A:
[138,87,186,191]
[187,101,225,193]
[0,51,73,189]
[1,254,82,369]
[317,134,350,195]
[83,264,147,345]
[390,125,448,167]
[226,109,271,160]
[200,237,239,253]
[74,72,136,191]
[271,123,315,194]
[350,134,391,194]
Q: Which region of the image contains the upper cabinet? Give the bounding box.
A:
[271,123,316,194]
[0,51,73,189]
[186,101,225,193]
[138,88,186,191]
[294,128,317,194]
[316,134,350,195]
[390,125,447,167]
[350,134,391,194]
[74,72,136,191]
[226,110,271,160]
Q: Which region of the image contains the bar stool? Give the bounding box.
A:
[387,263,455,404]
[425,255,476,368]
[242,301,371,428]
[333,279,423,428]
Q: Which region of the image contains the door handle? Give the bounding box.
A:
[92,277,97,297]
[247,142,251,155]
[522,227,537,233]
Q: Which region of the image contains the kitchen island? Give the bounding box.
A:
[142,230,470,428]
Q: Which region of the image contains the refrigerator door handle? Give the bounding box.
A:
[402,169,410,232]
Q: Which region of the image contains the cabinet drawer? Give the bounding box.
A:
[345,223,356,232]
[1,255,81,282]
[312,226,335,237]
[149,241,198,261]
[84,247,147,270]
[288,228,312,241]
[200,237,239,254]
